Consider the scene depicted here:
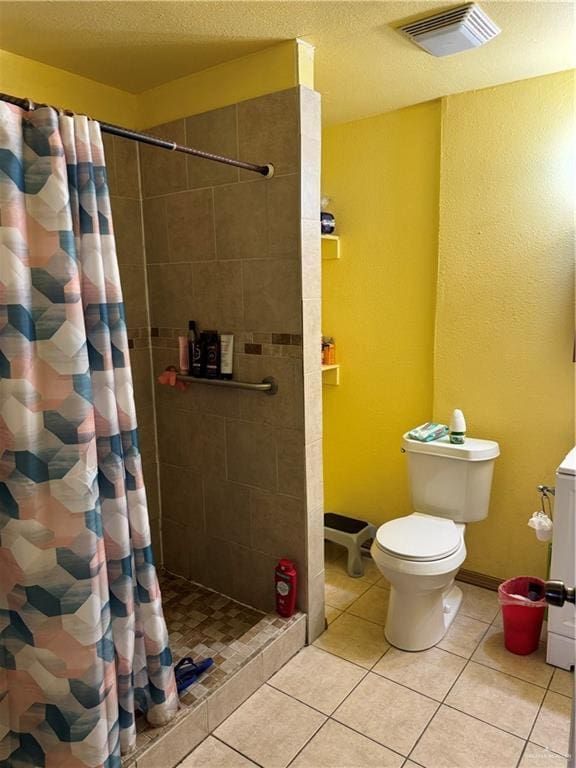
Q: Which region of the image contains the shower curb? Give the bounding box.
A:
[123,613,306,768]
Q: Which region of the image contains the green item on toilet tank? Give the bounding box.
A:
[449,409,466,444]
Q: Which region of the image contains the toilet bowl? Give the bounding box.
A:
[371,513,467,651]
[370,431,499,652]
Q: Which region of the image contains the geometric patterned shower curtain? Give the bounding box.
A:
[0,102,178,766]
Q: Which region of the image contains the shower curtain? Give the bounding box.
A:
[0,102,178,765]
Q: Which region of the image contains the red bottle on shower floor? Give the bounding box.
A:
[275,559,297,617]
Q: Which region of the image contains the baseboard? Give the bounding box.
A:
[457,568,503,592]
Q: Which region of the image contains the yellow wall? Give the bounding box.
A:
[323,71,575,580]
[434,71,575,579]
[137,39,312,128]
[0,49,138,127]
[0,40,311,130]
[322,101,442,527]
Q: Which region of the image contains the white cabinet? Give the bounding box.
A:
[547,446,576,670]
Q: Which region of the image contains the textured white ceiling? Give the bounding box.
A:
[0,1,574,124]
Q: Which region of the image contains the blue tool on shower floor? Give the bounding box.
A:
[174,656,214,694]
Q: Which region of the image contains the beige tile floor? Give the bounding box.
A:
[179,546,573,768]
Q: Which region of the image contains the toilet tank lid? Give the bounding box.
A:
[402,433,500,461]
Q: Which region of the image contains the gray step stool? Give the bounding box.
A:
[324,512,377,578]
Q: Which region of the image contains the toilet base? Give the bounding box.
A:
[385,582,463,652]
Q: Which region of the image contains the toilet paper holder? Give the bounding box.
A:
[537,484,555,519]
[537,484,555,497]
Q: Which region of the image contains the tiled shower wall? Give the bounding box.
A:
[106,86,324,639]
[104,133,162,554]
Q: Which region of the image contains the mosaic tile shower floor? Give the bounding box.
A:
[129,570,302,762]
[160,571,266,705]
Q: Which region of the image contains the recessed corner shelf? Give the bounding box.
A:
[175,374,278,395]
[321,364,340,386]
[321,234,341,260]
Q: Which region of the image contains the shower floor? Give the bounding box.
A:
[127,570,305,766]
[161,571,266,706]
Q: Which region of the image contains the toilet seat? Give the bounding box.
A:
[375,514,461,562]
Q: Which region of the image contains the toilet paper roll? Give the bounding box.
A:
[528,511,553,542]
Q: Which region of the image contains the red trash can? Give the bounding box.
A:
[498,576,546,655]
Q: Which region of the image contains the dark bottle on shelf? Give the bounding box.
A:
[205,331,220,379]
[187,320,197,377]
[192,330,205,378]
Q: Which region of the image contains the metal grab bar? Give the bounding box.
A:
[176,374,278,395]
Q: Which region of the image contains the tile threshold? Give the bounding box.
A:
[122,572,306,767]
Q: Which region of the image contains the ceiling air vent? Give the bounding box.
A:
[399,3,501,57]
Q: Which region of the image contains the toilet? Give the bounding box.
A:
[371,432,499,651]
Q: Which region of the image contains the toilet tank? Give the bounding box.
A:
[402,433,500,523]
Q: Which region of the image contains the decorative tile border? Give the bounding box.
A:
[127,327,152,349]
[149,328,303,358]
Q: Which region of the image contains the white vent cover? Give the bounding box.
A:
[399,3,500,57]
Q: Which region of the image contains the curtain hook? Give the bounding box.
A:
[170,141,177,151]
[25,98,35,111]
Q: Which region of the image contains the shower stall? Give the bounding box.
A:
[0,85,324,767]
[111,86,324,763]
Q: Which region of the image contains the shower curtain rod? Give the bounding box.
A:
[0,91,275,178]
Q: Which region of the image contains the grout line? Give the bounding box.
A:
[523,682,555,759]
[311,637,390,674]
[324,717,408,764]
[132,130,164,568]
[146,256,301,268]
[404,607,493,762]
[515,739,530,768]
[354,666,444,708]
[286,714,408,768]
[437,619,493,702]
[406,615,539,764]
[261,649,408,761]
[282,722,327,768]
[265,677,360,720]
[140,171,296,201]
[329,689,433,764]
[281,693,409,768]
[465,656,553,691]
[183,117,189,190]
[441,701,534,741]
[234,102,240,185]
[261,683,328,767]
[157,460,304,502]
[211,733,266,767]
[210,185,218,261]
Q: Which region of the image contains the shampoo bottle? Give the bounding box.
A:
[205,331,220,379]
[178,335,189,375]
[187,321,197,367]
[220,334,234,380]
[189,321,203,378]
[192,330,205,378]
[449,409,466,444]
